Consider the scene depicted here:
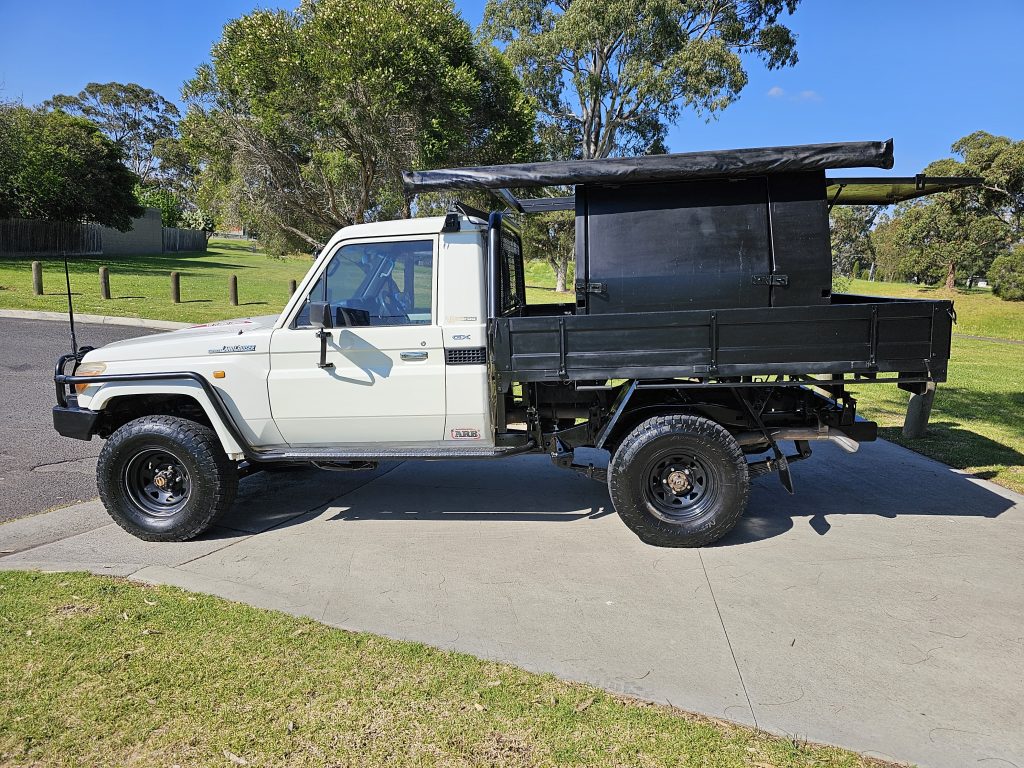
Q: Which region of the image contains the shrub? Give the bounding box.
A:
[135,185,182,228]
[990,247,1024,301]
[180,208,215,236]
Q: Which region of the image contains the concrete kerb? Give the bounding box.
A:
[0,309,189,331]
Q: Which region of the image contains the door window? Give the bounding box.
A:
[295,239,434,327]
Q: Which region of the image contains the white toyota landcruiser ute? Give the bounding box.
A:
[52,144,958,547]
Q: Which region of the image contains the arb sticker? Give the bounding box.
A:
[450,428,480,440]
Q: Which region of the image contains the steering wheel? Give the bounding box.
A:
[377,279,411,321]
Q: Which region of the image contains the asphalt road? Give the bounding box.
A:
[0,318,157,523]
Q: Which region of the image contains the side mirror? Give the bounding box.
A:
[308,301,334,329]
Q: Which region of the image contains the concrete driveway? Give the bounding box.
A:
[1,441,1022,768]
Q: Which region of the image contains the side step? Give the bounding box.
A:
[250,440,536,464]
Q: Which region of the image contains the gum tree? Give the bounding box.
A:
[183,0,534,250]
[45,82,180,184]
[482,0,800,160]
[830,205,880,280]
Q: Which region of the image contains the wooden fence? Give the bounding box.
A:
[0,218,102,256]
[162,227,208,253]
[0,215,207,257]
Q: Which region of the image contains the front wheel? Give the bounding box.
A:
[97,415,238,541]
[608,414,749,547]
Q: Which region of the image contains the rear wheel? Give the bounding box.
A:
[97,415,238,542]
[608,414,749,547]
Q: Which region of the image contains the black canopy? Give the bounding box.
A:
[403,140,894,194]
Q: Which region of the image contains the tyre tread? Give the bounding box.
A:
[608,414,749,547]
[97,415,237,542]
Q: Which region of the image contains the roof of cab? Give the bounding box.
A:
[332,214,486,242]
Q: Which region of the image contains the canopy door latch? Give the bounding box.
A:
[752,274,789,286]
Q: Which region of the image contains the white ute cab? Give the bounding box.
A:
[56,213,506,541]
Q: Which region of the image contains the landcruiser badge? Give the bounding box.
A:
[209,344,256,354]
[450,428,480,440]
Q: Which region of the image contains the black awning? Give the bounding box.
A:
[517,196,575,213]
[826,175,981,206]
[507,174,982,214]
[404,140,894,194]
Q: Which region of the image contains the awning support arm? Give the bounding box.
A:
[827,183,846,213]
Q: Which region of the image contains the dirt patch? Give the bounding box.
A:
[51,603,97,616]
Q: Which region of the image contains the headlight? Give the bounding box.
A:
[74,362,107,393]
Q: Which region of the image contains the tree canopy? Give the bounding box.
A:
[867,133,1022,291]
[0,103,143,230]
[989,246,1024,301]
[875,194,1006,290]
[182,0,534,250]
[45,82,180,185]
[828,131,1024,296]
[829,205,880,280]
[482,0,799,159]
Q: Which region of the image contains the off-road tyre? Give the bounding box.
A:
[608,414,749,547]
[97,415,238,542]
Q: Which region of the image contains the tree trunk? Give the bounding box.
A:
[868,261,876,281]
[555,259,568,293]
[945,259,956,292]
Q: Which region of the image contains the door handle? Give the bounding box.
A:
[400,351,428,362]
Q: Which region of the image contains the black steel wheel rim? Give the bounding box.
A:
[124,448,192,517]
[642,450,719,523]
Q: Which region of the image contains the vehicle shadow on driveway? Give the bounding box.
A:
[720,440,1018,546]
[210,442,1017,547]
[211,457,613,540]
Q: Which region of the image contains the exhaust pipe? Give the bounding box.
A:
[735,427,859,454]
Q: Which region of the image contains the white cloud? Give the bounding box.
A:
[767,86,823,103]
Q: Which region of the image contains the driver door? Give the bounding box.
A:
[267,236,446,445]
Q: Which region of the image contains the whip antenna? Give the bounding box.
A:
[63,251,78,355]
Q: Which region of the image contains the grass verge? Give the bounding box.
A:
[0,239,311,325]
[0,571,898,768]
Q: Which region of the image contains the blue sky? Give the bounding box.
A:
[1,0,1019,175]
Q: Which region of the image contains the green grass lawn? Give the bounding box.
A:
[847,277,1024,340]
[850,337,1023,494]
[0,238,311,324]
[524,259,576,305]
[0,571,898,768]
